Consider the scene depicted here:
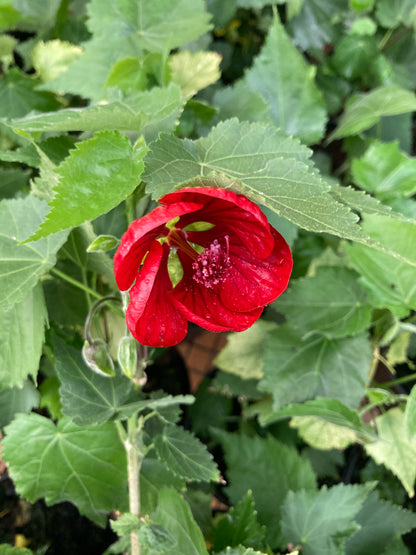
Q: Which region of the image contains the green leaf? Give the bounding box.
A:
[2,413,128,526]
[351,140,416,200]
[153,425,219,482]
[39,376,62,420]
[330,183,412,221]
[0,546,33,555]
[405,384,416,437]
[140,457,186,515]
[213,491,266,552]
[277,266,372,338]
[0,166,30,199]
[0,380,39,429]
[214,320,276,380]
[143,119,367,241]
[289,0,349,50]
[281,482,375,555]
[169,51,221,98]
[0,68,60,118]
[151,489,209,555]
[259,325,372,409]
[346,491,416,555]
[11,0,61,31]
[0,195,68,309]
[7,84,182,139]
[346,215,416,315]
[52,335,133,426]
[332,35,379,80]
[215,548,267,555]
[256,397,374,440]
[26,132,147,241]
[138,520,176,553]
[365,408,416,497]
[215,431,316,548]
[243,14,327,145]
[115,393,194,421]
[213,82,269,123]
[44,0,212,100]
[375,0,416,28]
[329,86,416,140]
[0,283,47,389]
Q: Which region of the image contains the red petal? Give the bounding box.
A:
[160,187,274,257]
[173,252,263,332]
[126,242,188,347]
[220,226,293,312]
[114,201,202,290]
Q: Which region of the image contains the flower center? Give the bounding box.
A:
[192,236,230,289]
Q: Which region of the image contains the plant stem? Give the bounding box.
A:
[126,414,144,555]
[381,372,416,388]
[50,267,103,300]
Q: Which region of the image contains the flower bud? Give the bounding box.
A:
[117,335,139,379]
[82,338,115,377]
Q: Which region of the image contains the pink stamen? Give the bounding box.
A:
[192,236,231,288]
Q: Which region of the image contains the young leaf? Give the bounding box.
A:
[2,414,128,526]
[346,491,416,555]
[290,416,357,450]
[213,491,266,552]
[32,39,83,82]
[277,266,373,339]
[365,408,416,497]
[259,325,372,410]
[281,482,375,555]
[26,131,147,241]
[153,425,220,482]
[169,51,221,98]
[0,380,40,429]
[52,335,133,426]
[0,283,47,389]
[110,512,140,535]
[151,489,209,555]
[143,119,367,241]
[0,195,68,309]
[329,86,416,140]
[43,0,212,100]
[215,431,316,548]
[243,14,327,144]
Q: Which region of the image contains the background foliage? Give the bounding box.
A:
[1,0,416,553]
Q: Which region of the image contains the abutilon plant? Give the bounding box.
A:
[114,187,293,346]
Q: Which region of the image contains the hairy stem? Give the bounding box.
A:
[50,267,102,300]
[126,415,143,555]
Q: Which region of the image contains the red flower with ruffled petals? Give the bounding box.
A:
[114,187,293,347]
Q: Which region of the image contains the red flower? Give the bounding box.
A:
[114,187,292,347]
